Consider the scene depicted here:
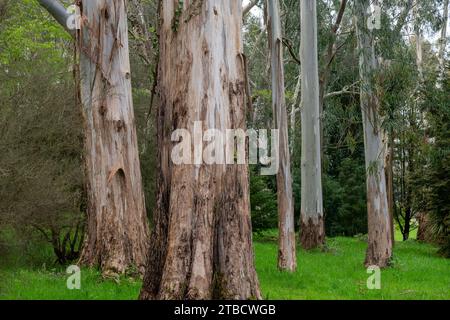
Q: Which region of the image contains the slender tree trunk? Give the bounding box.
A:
[355,0,393,267]
[438,0,449,87]
[414,0,424,84]
[384,132,395,245]
[299,0,325,250]
[38,0,149,275]
[140,0,260,300]
[290,74,301,152]
[267,0,296,272]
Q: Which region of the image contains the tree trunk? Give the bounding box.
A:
[300,0,325,250]
[267,0,296,272]
[76,0,149,275]
[384,132,395,245]
[413,0,424,84]
[355,0,393,268]
[38,0,150,275]
[438,0,449,88]
[140,0,260,300]
[290,74,301,155]
[417,212,433,242]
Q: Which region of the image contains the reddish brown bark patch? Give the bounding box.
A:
[300,216,325,250]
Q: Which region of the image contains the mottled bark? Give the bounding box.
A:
[76,0,149,274]
[140,0,260,300]
[267,0,296,272]
[300,0,325,250]
[38,0,149,275]
[355,0,393,268]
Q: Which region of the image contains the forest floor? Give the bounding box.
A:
[0,230,448,300]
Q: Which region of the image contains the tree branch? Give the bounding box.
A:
[243,0,259,18]
[324,81,360,99]
[394,0,414,35]
[319,0,348,107]
[37,0,75,37]
[282,37,301,65]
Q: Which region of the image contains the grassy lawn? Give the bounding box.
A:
[0,234,448,300]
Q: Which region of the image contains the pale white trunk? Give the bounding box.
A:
[77,0,149,274]
[355,0,393,267]
[300,0,325,249]
[267,0,296,272]
[38,0,149,274]
[414,0,424,84]
[438,0,449,87]
[290,73,301,155]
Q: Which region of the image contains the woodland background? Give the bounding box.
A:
[0,0,449,299]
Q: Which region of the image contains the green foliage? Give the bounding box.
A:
[324,159,368,237]
[171,0,184,33]
[250,167,278,232]
[412,73,450,257]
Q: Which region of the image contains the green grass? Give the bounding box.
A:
[255,231,449,300]
[0,233,448,300]
[0,268,141,300]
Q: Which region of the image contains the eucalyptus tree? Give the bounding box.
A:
[140,0,261,300]
[37,0,149,274]
[354,0,393,267]
[266,0,296,271]
[299,0,325,249]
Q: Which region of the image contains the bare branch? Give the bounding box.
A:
[324,81,360,99]
[282,37,300,65]
[243,0,259,18]
[36,0,75,37]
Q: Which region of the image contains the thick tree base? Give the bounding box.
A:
[277,251,297,272]
[417,213,433,243]
[79,240,148,276]
[364,245,392,268]
[299,216,325,250]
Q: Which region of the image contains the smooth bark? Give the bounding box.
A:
[355,0,393,267]
[37,0,75,36]
[267,0,296,272]
[300,0,325,250]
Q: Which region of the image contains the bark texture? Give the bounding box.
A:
[140,0,260,300]
[267,0,296,272]
[76,0,149,274]
[355,0,393,268]
[300,0,325,250]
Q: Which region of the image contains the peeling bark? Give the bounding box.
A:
[76,0,149,275]
[355,0,393,268]
[140,0,260,300]
[300,0,325,250]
